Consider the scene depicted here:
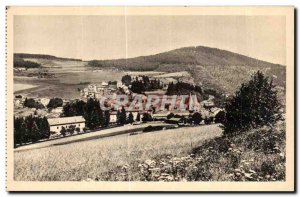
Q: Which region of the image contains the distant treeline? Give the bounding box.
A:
[14,57,41,69]
[14,53,82,61]
[14,116,50,147]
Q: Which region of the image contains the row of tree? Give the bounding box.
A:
[14,116,50,147]
[60,125,84,137]
[121,75,163,93]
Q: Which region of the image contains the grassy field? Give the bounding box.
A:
[14,83,38,92]
[14,124,222,181]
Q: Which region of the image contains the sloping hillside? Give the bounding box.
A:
[14,53,82,62]
[88,46,286,94]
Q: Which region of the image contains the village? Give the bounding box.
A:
[13,72,224,146]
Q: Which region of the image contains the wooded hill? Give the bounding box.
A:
[88,46,286,94]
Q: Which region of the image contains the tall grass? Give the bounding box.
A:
[14,125,222,181]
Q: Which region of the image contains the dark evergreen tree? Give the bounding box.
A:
[119,106,127,125]
[121,74,132,86]
[60,126,66,136]
[224,71,282,135]
[104,110,110,127]
[136,112,141,122]
[192,112,202,124]
[30,121,40,142]
[128,112,134,124]
[14,117,23,147]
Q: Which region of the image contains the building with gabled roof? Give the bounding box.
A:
[47,116,85,134]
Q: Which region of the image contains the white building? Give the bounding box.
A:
[47,116,86,134]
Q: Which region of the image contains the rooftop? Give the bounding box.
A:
[47,116,85,126]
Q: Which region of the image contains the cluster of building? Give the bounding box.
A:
[14,73,224,137]
[46,93,221,135]
[80,81,126,99]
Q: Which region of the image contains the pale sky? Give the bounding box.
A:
[14,15,286,65]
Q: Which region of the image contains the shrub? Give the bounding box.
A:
[204,117,213,125]
[68,125,76,135]
[245,129,284,154]
[60,127,66,137]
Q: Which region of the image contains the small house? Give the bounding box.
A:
[48,116,86,134]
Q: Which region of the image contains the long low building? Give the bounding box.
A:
[47,116,86,134]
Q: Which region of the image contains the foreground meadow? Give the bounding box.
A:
[14,124,222,181]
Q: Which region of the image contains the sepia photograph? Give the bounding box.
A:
[6,6,294,191]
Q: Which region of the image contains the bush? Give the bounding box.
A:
[60,127,66,137]
[24,98,44,109]
[75,127,80,133]
[245,129,284,154]
[224,71,282,135]
[68,125,76,135]
[204,117,213,125]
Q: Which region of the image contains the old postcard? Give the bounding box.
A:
[6,6,294,191]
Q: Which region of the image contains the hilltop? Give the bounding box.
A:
[88,46,286,94]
